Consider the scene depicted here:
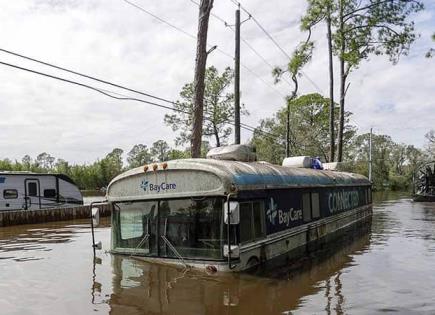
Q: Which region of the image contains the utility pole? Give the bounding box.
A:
[286,103,290,157]
[234,4,241,144]
[191,0,214,158]
[369,127,373,182]
[326,3,335,162]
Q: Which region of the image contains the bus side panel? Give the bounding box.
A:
[320,186,370,218]
[262,190,304,235]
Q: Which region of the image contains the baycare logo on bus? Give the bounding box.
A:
[140,179,176,193]
[328,190,359,213]
[266,197,302,227]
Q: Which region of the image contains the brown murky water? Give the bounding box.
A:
[0,192,434,315]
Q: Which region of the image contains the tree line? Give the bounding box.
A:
[0,141,190,191]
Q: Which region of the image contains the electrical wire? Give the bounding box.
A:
[0,48,176,106]
[227,0,324,93]
[122,0,196,40]
[189,0,293,90]
[122,0,286,99]
[0,60,183,113]
[0,59,282,142]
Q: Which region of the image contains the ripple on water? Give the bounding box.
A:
[0,221,92,263]
[0,199,435,315]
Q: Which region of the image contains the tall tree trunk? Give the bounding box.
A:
[337,0,345,162]
[213,123,220,147]
[327,10,335,163]
[191,0,213,158]
[287,76,298,157]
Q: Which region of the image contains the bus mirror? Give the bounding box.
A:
[92,207,100,227]
[224,201,240,225]
[223,245,240,258]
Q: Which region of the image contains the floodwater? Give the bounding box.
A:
[0,193,435,315]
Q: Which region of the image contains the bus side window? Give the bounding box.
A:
[239,203,253,243]
[252,202,264,239]
[311,193,320,219]
[302,193,311,222]
[239,201,265,244]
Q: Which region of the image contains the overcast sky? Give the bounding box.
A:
[0,0,434,164]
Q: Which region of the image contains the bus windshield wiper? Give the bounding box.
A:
[131,218,150,257]
[131,234,149,257]
[161,235,188,268]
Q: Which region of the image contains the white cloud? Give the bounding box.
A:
[0,0,434,163]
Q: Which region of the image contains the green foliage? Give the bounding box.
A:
[347,133,427,190]
[0,140,189,190]
[389,175,409,191]
[127,144,152,168]
[273,40,314,98]
[425,130,435,158]
[164,66,247,147]
[251,93,355,163]
[331,0,424,68]
[150,140,170,162]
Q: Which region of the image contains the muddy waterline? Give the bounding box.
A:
[0,192,434,314]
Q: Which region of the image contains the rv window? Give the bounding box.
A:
[44,189,56,198]
[311,193,320,218]
[28,182,37,197]
[302,193,311,222]
[3,189,18,199]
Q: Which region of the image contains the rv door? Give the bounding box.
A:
[24,179,41,210]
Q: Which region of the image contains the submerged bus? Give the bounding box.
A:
[106,145,372,272]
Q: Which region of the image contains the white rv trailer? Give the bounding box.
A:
[106,145,372,272]
[0,172,83,211]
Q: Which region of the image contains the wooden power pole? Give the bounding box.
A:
[191,0,214,158]
[234,5,241,144]
[326,5,335,162]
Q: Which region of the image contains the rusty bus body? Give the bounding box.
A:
[107,151,372,272]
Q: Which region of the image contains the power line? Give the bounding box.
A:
[123,0,285,99]
[190,0,228,25]
[189,0,293,90]
[0,48,176,106]
[228,0,324,94]
[0,60,183,113]
[0,59,279,141]
[122,0,196,40]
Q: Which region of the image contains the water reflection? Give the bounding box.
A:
[104,224,371,315]
[1,195,435,314]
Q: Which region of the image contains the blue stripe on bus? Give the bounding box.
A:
[0,177,5,184]
[232,174,359,186]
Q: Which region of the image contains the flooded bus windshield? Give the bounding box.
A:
[112,198,224,260]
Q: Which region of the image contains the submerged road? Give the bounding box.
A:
[0,193,434,314]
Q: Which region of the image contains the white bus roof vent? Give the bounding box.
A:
[206,145,257,162]
[282,156,312,168]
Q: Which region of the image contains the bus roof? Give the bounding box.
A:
[107,159,370,202]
